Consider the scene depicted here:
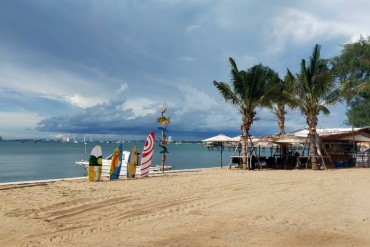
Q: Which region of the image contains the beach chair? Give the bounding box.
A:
[231,157,240,168]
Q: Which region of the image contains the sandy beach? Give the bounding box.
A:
[1,168,370,247]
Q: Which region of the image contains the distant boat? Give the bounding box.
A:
[75,150,173,176]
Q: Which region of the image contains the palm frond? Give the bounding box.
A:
[309,44,321,76]
[214,58,282,137]
[317,105,330,115]
[282,90,305,112]
[213,81,241,107]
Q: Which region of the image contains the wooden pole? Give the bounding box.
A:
[161,110,165,174]
[221,142,223,168]
[159,103,169,174]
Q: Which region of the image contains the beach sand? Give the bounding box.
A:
[1,168,370,246]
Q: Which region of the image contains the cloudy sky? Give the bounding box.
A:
[0,0,368,141]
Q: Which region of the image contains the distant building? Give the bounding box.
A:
[167,136,173,143]
[60,136,70,142]
[0,136,2,141]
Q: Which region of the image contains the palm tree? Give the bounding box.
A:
[261,73,296,161]
[214,58,277,170]
[284,44,352,169]
[263,73,295,135]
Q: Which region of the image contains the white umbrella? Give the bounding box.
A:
[230,135,260,144]
[202,134,232,168]
[229,135,241,142]
[203,134,232,142]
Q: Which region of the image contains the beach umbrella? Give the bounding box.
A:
[230,135,260,144]
[229,135,242,142]
[202,134,232,168]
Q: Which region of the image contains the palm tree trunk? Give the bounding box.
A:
[277,104,287,165]
[241,115,252,170]
[277,104,286,135]
[308,117,318,170]
[241,132,248,170]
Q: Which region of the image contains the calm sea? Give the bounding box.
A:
[0,141,275,183]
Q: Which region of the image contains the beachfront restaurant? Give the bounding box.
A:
[231,127,370,170]
[314,128,370,168]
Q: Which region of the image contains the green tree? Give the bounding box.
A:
[264,73,295,135]
[284,44,348,170]
[213,58,277,170]
[261,73,296,160]
[331,35,370,126]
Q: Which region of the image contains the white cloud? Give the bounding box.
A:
[175,85,216,115]
[0,64,118,109]
[268,9,341,53]
[171,85,241,131]
[120,98,157,119]
[116,83,129,94]
[268,6,370,54]
[0,111,46,139]
[0,112,42,129]
[65,94,106,108]
[0,65,88,96]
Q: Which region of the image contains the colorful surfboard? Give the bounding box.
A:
[88,145,102,182]
[109,143,123,180]
[140,132,155,177]
[127,145,138,178]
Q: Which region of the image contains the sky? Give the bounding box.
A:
[0,0,369,141]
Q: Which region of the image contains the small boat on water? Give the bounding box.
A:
[75,150,173,176]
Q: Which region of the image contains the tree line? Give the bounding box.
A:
[213,36,370,170]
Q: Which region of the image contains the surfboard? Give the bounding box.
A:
[109,143,122,180]
[88,145,102,182]
[127,145,138,178]
[140,132,155,177]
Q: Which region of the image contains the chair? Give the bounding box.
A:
[231,157,241,168]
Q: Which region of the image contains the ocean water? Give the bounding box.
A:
[0,141,267,183]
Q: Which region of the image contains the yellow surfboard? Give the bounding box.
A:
[127,146,138,178]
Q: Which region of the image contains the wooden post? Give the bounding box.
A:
[158,103,169,174]
[161,110,165,174]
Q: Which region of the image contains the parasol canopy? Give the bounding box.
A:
[202,134,232,168]
[229,135,260,144]
[202,134,232,142]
